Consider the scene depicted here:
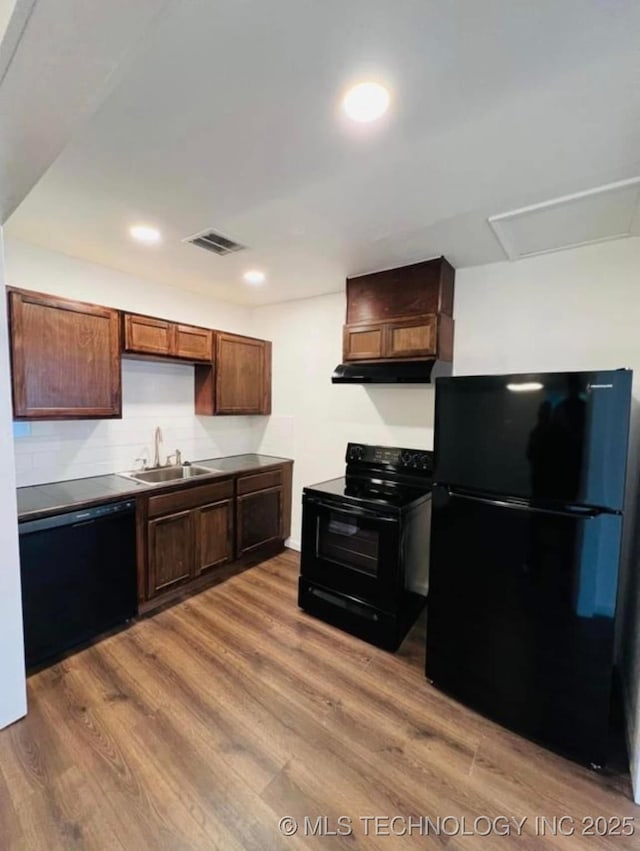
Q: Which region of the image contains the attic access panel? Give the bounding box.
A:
[489,178,640,260]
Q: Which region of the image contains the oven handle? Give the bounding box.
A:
[304,496,400,523]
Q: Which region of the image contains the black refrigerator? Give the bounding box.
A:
[426,369,632,767]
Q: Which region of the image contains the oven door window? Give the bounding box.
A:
[317,510,380,576]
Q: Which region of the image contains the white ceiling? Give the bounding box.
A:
[0,0,168,222]
[5,0,640,306]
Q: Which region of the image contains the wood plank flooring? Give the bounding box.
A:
[0,549,637,850]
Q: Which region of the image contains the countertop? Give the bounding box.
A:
[16,454,292,522]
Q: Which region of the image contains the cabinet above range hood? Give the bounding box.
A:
[332,257,455,385]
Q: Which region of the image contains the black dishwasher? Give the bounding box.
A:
[19,500,137,670]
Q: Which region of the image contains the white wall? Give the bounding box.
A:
[453,238,640,377]
[250,291,434,548]
[12,361,258,486]
[454,237,640,803]
[0,228,27,729]
[6,237,252,331]
[6,238,257,485]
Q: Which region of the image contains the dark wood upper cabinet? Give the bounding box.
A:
[9,289,269,420]
[9,288,121,420]
[123,312,212,362]
[175,324,213,361]
[346,257,454,324]
[342,257,455,364]
[123,313,173,357]
[195,332,271,416]
[216,333,271,414]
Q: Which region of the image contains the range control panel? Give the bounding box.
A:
[346,443,433,473]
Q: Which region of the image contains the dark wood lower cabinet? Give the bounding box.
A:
[146,500,235,599]
[194,499,234,575]
[139,462,293,611]
[147,510,193,597]
[237,485,283,557]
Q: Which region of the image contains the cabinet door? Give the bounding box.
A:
[345,258,453,324]
[147,510,193,597]
[123,313,173,356]
[9,289,121,419]
[175,324,213,361]
[237,486,283,557]
[385,315,437,359]
[215,333,271,415]
[194,499,234,575]
[343,323,385,361]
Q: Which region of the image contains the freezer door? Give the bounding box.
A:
[433,369,631,510]
[425,485,622,766]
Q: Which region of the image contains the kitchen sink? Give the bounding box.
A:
[120,465,220,486]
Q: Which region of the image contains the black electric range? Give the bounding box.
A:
[298,443,433,651]
[303,475,430,513]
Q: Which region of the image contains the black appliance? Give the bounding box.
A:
[426,369,632,767]
[299,443,433,650]
[19,500,138,670]
[332,360,452,385]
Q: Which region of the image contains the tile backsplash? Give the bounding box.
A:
[13,359,259,487]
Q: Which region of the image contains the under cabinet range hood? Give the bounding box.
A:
[332,359,452,384]
[333,257,456,385]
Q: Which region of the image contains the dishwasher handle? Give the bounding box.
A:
[19,500,136,535]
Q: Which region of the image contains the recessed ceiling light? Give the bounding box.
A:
[129,225,161,244]
[342,81,390,123]
[243,269,266,285]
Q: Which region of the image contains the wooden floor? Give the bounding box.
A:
[0,550,637,850]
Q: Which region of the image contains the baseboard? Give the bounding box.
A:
[285,537,301,552]
[621,674,640,804]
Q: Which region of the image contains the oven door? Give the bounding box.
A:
[300,493,402,609]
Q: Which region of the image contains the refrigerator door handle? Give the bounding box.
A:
[446,488,602,519]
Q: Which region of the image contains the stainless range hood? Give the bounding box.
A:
[331,359,452,384]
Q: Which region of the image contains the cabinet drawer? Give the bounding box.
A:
[123,314,173,356]
[148,478,234,518]
[175,325,213,361]
[237,469,283,495]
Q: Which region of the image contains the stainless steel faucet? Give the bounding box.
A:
[153,426,163,468]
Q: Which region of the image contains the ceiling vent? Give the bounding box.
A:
[488,178,640,261]
[183,228,246,256]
